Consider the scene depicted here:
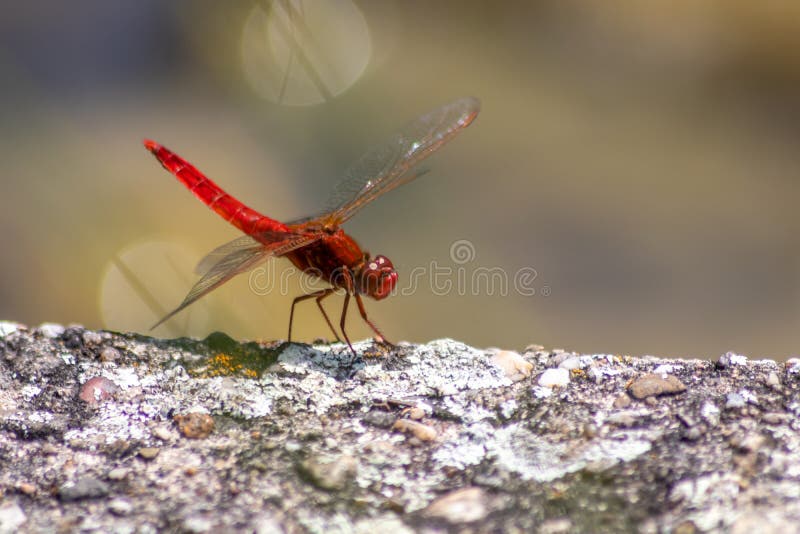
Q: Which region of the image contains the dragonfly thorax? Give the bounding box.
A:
[358,255,397,300]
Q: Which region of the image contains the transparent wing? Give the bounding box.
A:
[194,231,315,275]
[153,233,320,329]
[321,97,480,225]
[195,235,266,276]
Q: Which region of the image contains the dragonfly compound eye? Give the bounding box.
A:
[362,255,397,300]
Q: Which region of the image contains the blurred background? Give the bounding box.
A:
[1,0,798,359]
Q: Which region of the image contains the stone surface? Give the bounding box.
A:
[0,324,799,532]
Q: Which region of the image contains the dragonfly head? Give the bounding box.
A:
[359,255,397,300]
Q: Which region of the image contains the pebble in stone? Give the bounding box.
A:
[82,331,104,346]
[423,487,489,524]
[392,419,438,441]
[151,426,173,442]
[99,346,121,362]
[613,394,632,409]
[762,412,788,425]
[254,513,287,534]
[108,498,134,516]
[182,515,213,533]
[735,433,766,453]
[298,454,357,491]
[607,411,639,428]
[539,517,574,534]
[490,350,533,382]
[628,373,686,400]
[548,351,576,367]
[174,412,215,439]
[79,377,119,405]
[558,356,583,371]
[284,441,303,453]
[683,427,702,441]
[61,327,84,348]
[354,514,414,534]
[17,483,35,496]
[731,511,796,534]
[107,468,130,481]
[138,447,160,460]
[36,323,65,339]
[538,368,570,388]
[408,407,426,420]
[673,520,699,534]
[362,410,396,429]
[765,372,780,387]
[58,477,110,502]
[0,501,27,532]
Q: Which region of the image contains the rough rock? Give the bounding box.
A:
[1,322,800,532]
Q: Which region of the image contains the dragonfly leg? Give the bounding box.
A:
[339,290,355,355]
[289,288,339,343]
[314,289,342,343]
[337,268,357,355]
[355,293,392,346]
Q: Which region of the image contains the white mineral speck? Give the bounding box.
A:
[653,364,681,375]
[21,385,42,400]
[500,399,518,419]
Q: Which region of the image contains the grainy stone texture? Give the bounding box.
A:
[1,321,800,532]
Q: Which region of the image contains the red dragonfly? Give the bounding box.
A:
[144,97,480,353]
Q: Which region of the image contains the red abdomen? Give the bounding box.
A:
[144,140,289,238]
